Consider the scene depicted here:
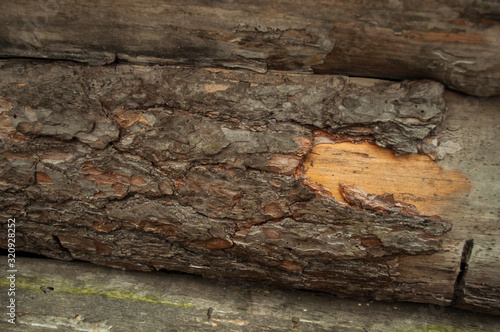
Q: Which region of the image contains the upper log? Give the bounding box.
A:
[0,0,499,97]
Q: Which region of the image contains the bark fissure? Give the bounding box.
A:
[452,239,474,307]
[52,235,74,260]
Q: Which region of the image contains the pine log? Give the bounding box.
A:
[0,0,499,96]
[1,60,499,314]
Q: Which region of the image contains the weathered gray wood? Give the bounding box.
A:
[0,0,499,96]
[1,257,500,331]
[0,60,499,314]
[436,92,500,316]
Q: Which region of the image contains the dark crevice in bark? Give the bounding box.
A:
[0,248,49,260]
[0,56,84,65]
[52,235,74,259]
[452,239,474,307]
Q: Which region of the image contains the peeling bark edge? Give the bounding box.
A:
[339,182,443,220]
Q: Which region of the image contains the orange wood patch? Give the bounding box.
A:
[303,142,471,215]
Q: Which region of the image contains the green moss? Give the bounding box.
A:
[0,276,48,291]
[74,288,193,308]
[1,275,193,308]
[402,325,490,332]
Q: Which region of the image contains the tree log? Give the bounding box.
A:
[0,0,499,96]
[1,60,499,314]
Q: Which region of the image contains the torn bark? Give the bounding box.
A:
[339,182,441,220]
[0,0,499,96]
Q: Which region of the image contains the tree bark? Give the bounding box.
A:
[0,0,499,97]
[1,60,499,314]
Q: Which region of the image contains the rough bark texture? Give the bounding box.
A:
[0,0,499,96]
[0,61,463,306]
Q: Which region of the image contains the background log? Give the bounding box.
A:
[1,257,499,331]
[1,60,499,314]
[0,0,499,96]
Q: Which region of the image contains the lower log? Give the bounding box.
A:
[3,257,500,331]
[0,60,498,314]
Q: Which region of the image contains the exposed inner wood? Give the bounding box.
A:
[303,142,471,215]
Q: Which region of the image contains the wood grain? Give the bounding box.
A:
[303,142,471,215]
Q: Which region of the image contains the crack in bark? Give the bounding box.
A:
[52,235,74,259]
[451,239,474,307]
